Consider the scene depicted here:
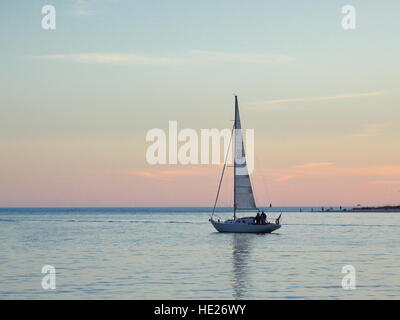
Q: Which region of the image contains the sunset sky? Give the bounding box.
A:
[1,0,399,207]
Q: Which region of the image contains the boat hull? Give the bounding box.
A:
[210,219,281,233]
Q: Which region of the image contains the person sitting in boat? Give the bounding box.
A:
[260,211,267,224]
[254,212,261,224]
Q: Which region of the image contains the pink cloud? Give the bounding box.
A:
[370,180,400,185]
[326,166,400,177]
[266,164,400,187]
[274,174,298,182]
[294,162,334,169]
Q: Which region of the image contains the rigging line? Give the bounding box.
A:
[212,124,235,217]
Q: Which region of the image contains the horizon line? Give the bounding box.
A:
[0,205,391,209]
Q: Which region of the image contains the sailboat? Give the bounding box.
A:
[209,96,282,233]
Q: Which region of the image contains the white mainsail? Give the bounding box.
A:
[234,96,257,214]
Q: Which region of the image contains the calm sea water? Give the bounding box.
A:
[0,207,399,299]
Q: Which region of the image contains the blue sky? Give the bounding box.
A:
[1,0,400,206]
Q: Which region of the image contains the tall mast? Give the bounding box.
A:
[233,95,238,220]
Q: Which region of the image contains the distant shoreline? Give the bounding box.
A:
[316,206,400,213]
[351,206,400,212]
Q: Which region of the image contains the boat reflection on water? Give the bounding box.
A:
[231,233,254,299]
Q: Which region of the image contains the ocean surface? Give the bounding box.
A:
[0,207,399,299]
